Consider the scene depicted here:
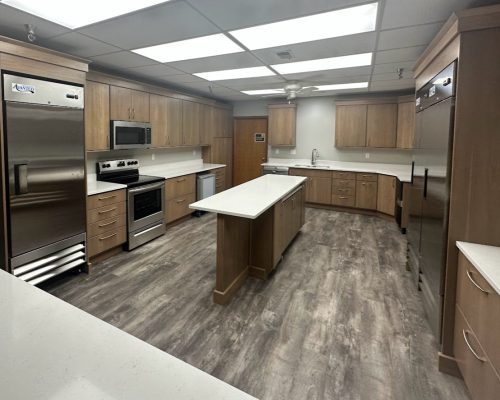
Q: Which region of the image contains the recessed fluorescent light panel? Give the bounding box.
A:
[132,34,244,63]
[194,66,275,81]
[272,53,372,75]
[229,2,378,50]
[1,0,169,29]
[241,89,285,96]
[315,82,369,91]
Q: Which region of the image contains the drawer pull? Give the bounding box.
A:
[176,199,186,204]
[98,219,117,228]
[339,196,348,199]
[176,178,186,182]
[98,207,117,214]
[98,194,117,201]
[466,270,490,294]
[362,174,372,177]
[361,183,366,186]
[462,329,486,362]
[99,232,117,241]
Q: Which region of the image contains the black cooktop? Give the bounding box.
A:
[98,174,164,189]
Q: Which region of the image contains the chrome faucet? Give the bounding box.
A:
[311,148,319,166]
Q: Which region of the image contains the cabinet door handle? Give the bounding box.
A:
[361,182,366,186]
[132,108,135,119]
[98,207,117,214]
[466,270,490,294]
[128,108,131,119]
[423,168,429,198]
[339,196,348,199]
[176,178,186,182]
[176,199,186,204]
[462,329,486,362]
[98,219,118,228]
[99,232,117,241]
[98,194,117,201]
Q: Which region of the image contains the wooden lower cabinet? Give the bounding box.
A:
[165,174,196,223]
[377,175,396,216]
[166,193,196,222]
[332,175,356,207]
[289,168,331,204]
[165,174,196,200]
[355,173,378,210]
[87,190,127,259]
[210,167,226,193]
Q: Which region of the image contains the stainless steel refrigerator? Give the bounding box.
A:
[408,62,456,339]
[2,73,87,285]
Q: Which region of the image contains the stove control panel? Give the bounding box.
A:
[97,159,140,173]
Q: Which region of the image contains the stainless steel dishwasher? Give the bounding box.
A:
[262,166,290,175]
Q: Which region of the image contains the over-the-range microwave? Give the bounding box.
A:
[111,120,151,150]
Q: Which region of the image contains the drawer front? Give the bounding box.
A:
[332,179,356,190]
[166,174,195,200]
[456,253,500,374]
[289,168,332,178]
[332,186,355,196]
[88,226,126,258]
[454,306,500,400]
[355,181,378,210]
[215,179,225,193]
[332,194,355,207]
[211,168,225,178]
[166,192,196,222]
[87,214,126,238]
[87,201,126,224]
[87,189,126,210]
[331,171,356,180]
[356,172,378,182]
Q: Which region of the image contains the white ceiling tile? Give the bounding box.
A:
[219,81,285,91]
[279,66,373,83]
[253,32,377,64]
[90,51,157,68]
[156,74,207,84]
[209,75,285,87]
[127,64,182,77]
[41,32,121,58]
[0,4,70,41]
[301,75,371,86]
[380,0,484,30]
[374,46,426,65]
[377,22,443,51]
[369,79,415,91]
[187,0,369,30]
[78,2,219,50]
[167,52,262,74]
[372,61,415,74]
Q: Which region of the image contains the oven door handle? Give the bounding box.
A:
[128,181,165,194]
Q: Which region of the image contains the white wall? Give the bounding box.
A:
[86,146,202,174]
[233,97,413,165]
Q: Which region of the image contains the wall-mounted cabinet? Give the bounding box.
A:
[182,100,201,146]
[150,94,183,148]
[335,97,415,149]
[268,103,296,146]
[85,81,110,151]
[110,86,150,122]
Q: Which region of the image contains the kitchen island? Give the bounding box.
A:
[190,175,307,304]
[0,270,257,400]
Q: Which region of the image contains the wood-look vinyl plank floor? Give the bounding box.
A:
[45,208,470,400]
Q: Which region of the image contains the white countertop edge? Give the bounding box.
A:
[87,181,127,196]
[456,241,500,295]
[190,176,307,219]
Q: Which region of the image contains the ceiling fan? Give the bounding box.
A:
[263,82,318,100]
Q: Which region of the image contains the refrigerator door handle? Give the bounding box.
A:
[14,164,28,195]
[411,161,415,184]
[423,168,429,198]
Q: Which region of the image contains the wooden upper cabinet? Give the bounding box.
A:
[268,104,296,146]
[377,175,396,216]
[182,100,201,146]
[110,85,149,122]
[335,105,367,147]
[150,94,168,148]
[85,81,110,151]
[366,103,397,148]
[166,96,182,147]
[213,107,232,138]
[396,101,416,149]
[200,104,215,145]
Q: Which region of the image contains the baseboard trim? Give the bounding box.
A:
[213,266,249,305]
[438,352,462,378]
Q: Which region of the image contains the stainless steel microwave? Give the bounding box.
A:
[111,121,151,150]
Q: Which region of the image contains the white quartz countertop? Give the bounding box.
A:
[190,174,307,219]
[0,270,257,400]
[87,162,226,196]
[262,159,413,182]
[456,241,500,295]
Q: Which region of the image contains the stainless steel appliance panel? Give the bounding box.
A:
[5,102,85,257]
[111,121,151,150]
[262,166,289,175]
[127,181,164,233]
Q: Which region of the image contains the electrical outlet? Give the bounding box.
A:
[152,153,155,161]
[275,148,280,154]
[365,152,370,159]
[290,148,296,155]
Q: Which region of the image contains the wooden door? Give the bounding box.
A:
[130,89,150,122]
[166,96,182,147]
[182,100,201,146]
[233,117,268,185]
[212,137,233,188]
[150,94,168,148]
[397,101,416,149]
[268,104,296,146]
[110,85,131,121]
[335,105,367,147]
[377,175,396,216]
[356,181,378,210]
[366,104,398,148]
[85,81,109,151]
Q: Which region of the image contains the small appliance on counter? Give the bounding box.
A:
[97,159,165,250]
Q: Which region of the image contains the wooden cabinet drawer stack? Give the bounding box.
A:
[454,252,500,400]
[331,171,356,207]
[87,190,127,258]
[211,167,226,193]
[165,174,196,223]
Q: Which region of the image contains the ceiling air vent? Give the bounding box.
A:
[276,50,293,60]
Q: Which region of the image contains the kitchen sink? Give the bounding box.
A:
[294,164,331,169]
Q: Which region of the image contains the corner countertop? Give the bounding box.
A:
[0,270,257,400]
[87,162,226,196]
[456,241,500,295]
[190,174,307,219]
[262,159,412,182]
